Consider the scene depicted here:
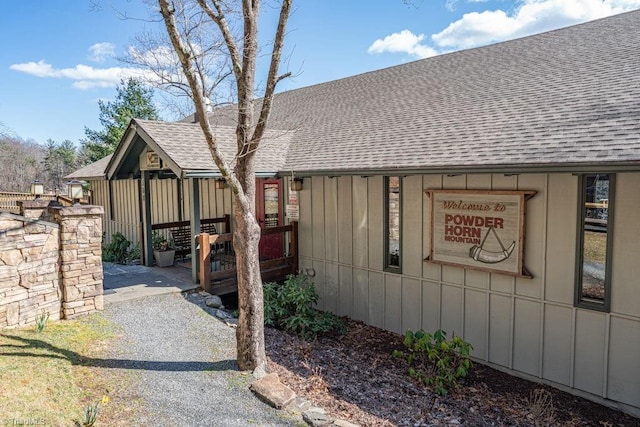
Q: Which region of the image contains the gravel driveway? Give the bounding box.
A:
[102,292,297,426]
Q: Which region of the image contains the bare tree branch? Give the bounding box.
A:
[250,0,292,150]
[158,0,250,210]
[197,0,243,79]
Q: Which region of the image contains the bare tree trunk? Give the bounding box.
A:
[158,0,292,375]
[232,170,265,372]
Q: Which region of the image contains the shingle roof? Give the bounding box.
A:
[204,9,640,173]
[135,120,293,174]
[71,10,640,180]
[65,154,112,179]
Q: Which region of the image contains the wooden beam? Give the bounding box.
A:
[261,224,293,235]
[208,233,233,244]
[197,233,211,292]
[141,171,153,266]
[189,178,200,283]
[224,214,231,234]
[177,178,183,222]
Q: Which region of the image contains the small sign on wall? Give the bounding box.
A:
[287,190,299,220]
[286,204,300,220]
[425,189,535,277]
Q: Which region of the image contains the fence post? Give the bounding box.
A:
[198,233,210,292]
[291,221,298,275]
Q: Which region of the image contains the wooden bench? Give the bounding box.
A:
[151,215,231,260]
[170,226,194,260]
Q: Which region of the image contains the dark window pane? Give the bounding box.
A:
[387,177,400,269]
[580,174,609,303]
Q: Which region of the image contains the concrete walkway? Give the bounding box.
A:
[103,262,199,303]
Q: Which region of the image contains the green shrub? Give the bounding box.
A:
[263,274,345,338]
[102,232,137,264]
[393,329,473,396]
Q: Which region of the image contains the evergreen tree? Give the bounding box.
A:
[80,78,160,164]
[43,139,77,191]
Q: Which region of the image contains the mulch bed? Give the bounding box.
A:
[265,318,638,426]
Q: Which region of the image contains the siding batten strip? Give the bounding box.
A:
[539,174,549,378]
[461,270,467,339]
[485,285,490,362]
[570,307,577,388]
[509,285,515,370]
[419,175,425,332]
[603,313,611,398]
[350,177,354,316]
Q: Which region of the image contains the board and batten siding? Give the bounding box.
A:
[89,178,234,246]
[89,179,140,245]
[298,173,640,415]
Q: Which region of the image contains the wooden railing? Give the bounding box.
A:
[0,192,57,214]
[197,221,299,295]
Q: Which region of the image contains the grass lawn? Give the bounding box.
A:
[0,314,134,426]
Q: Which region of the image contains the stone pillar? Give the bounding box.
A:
[49,205,105,319]
[18,199,61,222]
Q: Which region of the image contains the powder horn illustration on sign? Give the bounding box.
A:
[469,227,516,264]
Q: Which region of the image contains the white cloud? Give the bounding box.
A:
[88,42,116,62]
[432,0,640,50]
[127,45,179,68]
[10,60,57,78]
[10,60,150,90]
[369,0,640,59]
[367,30,438,59]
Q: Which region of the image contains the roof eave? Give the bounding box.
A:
[65,174,106,181]
[283,161,640,177]
[183,169,278,179]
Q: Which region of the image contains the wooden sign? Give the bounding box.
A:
[425,189,535,278]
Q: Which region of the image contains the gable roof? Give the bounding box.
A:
[135,120,293,176]
[102,119,293,179]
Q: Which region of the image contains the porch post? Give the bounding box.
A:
[176,178,183,222]
[141,171,153,267]
[189,178,201,282]
[197,233,211,292]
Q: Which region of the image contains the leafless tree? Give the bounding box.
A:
[158,0,292,374]
[122,0,234,118]
[0,134,47,193]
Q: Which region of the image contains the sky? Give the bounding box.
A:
[1,0,639,146]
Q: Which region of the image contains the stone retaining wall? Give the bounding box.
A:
[0,214,61,327]
[0,201,104,328]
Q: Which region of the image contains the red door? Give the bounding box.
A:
[256,178,283,260]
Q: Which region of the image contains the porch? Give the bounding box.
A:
[196,221,298,295]
[150,216,298,295]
